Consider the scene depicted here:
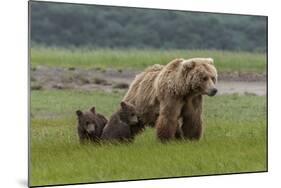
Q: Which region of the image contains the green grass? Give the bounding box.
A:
[31,47,266,73]
[30,90,267,186]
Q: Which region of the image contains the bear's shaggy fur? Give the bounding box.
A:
[76,107,108,143]
[101,101,144,142]
[123,58,218,141]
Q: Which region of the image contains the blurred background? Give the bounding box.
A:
[29,1,267,102]
[30,1,266,52]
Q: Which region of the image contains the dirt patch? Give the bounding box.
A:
[30,66,266,96]
[217,81,266,96]
[219,71,266,82]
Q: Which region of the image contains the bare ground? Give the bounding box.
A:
[30,66,266,96]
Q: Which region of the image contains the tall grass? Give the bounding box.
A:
[31,48,266,73]
[30,90,267,186]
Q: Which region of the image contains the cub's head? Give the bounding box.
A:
[76,106,98,134]
[119,101,138,125]
[182,58,218,96]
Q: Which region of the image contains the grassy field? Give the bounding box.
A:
[30,47,267,186]
[30,90,267,187]
[31,47,266,73]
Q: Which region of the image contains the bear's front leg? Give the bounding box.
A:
[156,98,183,141]
[181,95,203,140]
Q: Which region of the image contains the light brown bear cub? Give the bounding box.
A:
[76,106,108,143]
[101,101,144,142]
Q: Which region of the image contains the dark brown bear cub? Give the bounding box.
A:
[76,106,108,143]
[101,101,144,142]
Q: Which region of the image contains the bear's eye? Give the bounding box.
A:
[86,121,90,125]
[203,76,208,81]
[131,113,135,116]
[211,77,216,82]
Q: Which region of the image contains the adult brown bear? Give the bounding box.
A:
[123,58,218,141]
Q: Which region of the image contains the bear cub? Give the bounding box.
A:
[76,106,108,143]
[101,101,144,142]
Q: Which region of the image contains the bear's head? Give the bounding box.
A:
[119,101,138,125]
[182,58,218,97]
[76,106,99,135]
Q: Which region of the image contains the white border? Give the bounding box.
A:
[1,0,280,188]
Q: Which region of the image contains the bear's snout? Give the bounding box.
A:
[86,123,96,133]
[208,88,218,96]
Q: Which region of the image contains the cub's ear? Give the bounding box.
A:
[90,106,96,114]
[206,58,214,65]
[76,110,83,117]
[120,101,128,109]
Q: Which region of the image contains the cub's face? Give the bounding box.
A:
[76,107,98,134]
[119,101,138,125]
[185,58,218,96]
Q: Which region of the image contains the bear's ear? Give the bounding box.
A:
[120,101,128,109]
[206,58,214,65]
[90,106,96,114]
[76,110,83,117]
[182,60,196,71]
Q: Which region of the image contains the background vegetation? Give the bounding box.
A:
[30,1,266,52]
[31,48,266,73]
